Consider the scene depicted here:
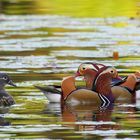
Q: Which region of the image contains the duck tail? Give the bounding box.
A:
[34,85,61,94]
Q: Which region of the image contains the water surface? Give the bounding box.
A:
[0,0,140,139]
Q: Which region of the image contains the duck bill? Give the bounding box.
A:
[8,80,17,87]
[75,71,81,77]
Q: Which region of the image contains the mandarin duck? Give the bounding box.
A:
[76,62,140,102]
[34,62,104,103]
[0,73,16,106]
[61,66,115,107]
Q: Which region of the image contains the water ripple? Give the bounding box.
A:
[76,130,135,136]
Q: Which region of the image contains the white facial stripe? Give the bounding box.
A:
[87,64,98,71]
[97,64,104,69]
[92,67,98,71]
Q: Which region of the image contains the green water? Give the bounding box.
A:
[0,0,140,139]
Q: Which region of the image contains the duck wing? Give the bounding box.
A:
[34,85,61,94]
[112,77,140,91]
[111,77,127,87]
[0,93,15,106]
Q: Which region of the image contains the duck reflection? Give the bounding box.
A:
[61,103,115,130]
[43,90,137,132]
[43,103,61,117]
[39,83,138,133]
[0,107,11,126]
[62,102,138,132]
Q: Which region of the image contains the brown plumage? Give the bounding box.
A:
[61,66,114,107]
[76,62,140,103]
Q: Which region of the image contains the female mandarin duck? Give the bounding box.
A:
[61,66,115,107]
[0,73,16,106]
[76,62,140,102]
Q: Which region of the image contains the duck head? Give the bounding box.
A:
[75,62,105,89]
[76,62,105,76]
[0,73,16,88]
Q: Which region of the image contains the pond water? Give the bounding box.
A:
[0,0,140,139]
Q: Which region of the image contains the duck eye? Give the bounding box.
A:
[110,70,114,73]
[80,66,86,71]
[82,67,86,70]
[3,76,8,80]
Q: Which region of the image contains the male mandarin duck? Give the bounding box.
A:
[76,62,140,101]
[61,66,115,107]
[0,73,16,106]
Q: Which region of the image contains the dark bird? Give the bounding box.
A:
[0,73,16,106]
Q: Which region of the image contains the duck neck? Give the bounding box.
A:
[0,86,8,97]
[92,72,114,103]
[84,69,97,89]
[0,85,5,92]
[61,76,76,101]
